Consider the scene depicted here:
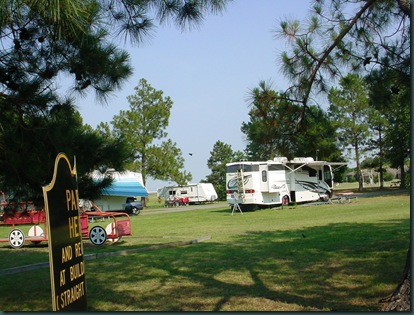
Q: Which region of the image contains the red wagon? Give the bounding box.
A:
[0,192,132,248]
[79,199,132,246]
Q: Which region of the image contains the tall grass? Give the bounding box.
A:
[0,191,410,311]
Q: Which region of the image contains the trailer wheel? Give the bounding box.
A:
[105,222,121,243]
[9,229,25,248]
[282,195,290,205]
[28,225,45,244]
[89,226,107,245]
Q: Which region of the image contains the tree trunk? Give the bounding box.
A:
[141,153,147,207]
[379,128,384,189]
[355,144,363,192]
[399,161,406,189]
[379,249,411,311]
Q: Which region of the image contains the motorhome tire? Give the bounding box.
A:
[282,195,290,205]
[132,207,140,215]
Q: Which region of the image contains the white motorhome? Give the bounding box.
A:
[226,157,346,210]
[157,183,218,205]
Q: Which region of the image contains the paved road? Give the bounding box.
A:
[140,202,229,215]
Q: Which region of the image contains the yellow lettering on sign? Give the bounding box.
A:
[69,262,85,281]
[59,281,85,309]
[68,216,79,238]
[60,269,66,286]
[55,294,60,311]
[62,245,73,263]
[74,242,82,257]
[65,189,79,211]
[66,190,71,210]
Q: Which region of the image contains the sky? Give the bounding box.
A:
[73,1,315,192]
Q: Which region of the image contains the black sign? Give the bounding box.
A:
[43,153,87,311]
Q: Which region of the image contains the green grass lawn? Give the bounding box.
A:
[0,190,410,311]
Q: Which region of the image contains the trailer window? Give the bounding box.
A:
[261,170,267,182]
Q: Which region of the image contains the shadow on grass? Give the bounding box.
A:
[85,218,409,311]
[0,218,409,311]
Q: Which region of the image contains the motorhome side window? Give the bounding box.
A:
[226,164,259,172]
[181,190,187,194]
[309,169,317,177]
[268,164,285,171]
[303,166,317,177]
[262,170,267,182]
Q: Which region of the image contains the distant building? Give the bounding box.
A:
[345,167,405,184]
[92,170,148,211]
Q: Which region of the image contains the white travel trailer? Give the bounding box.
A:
[157,183,218,205]
[226,157,346,210]
[91,170,148,213]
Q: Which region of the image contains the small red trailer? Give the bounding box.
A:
[79,199,132,246]
[0,192,132,248]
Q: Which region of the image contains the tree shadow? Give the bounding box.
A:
[0,213,409,311]
[82,218,409,311]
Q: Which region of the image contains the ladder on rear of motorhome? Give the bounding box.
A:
[236,168,245,203]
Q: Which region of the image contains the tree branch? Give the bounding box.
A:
[303,0,378,106]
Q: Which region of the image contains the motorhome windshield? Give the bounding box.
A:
[324,165,333,180]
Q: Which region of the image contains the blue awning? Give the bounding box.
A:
[102,179,148,197]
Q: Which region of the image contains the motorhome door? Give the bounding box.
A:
[259,164,269,192]
[323,165,333,188]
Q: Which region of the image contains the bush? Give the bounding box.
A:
[383,172,394,182]
[404,172,410,189]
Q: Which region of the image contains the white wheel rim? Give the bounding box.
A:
[89,226,106,245]
[9,229,25,248]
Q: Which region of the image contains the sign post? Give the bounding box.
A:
[43,153,87,311]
